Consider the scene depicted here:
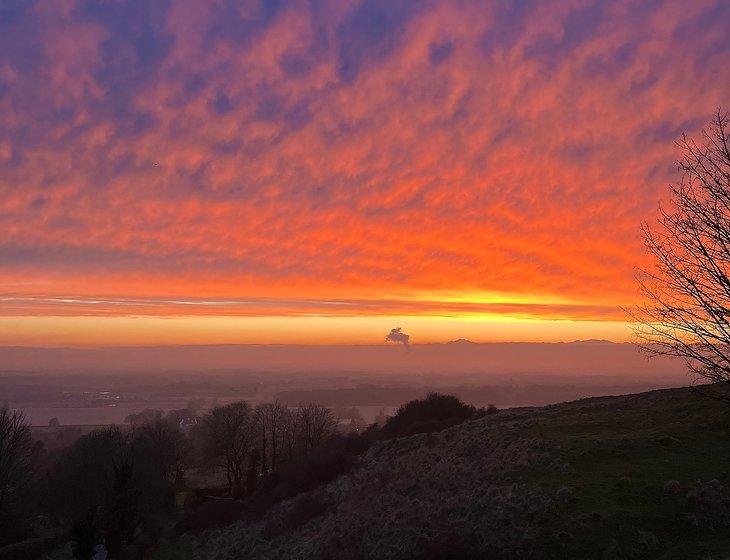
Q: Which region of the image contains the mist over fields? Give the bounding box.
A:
[2,341,689,427]
[0,340,686,381]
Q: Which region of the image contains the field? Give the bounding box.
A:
[163,385,730,560]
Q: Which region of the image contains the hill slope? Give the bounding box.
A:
[186,386,730,559]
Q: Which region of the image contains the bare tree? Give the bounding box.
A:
[196,402,254,496]
[634,109,730,388]
[51,426,140,556]
[255,401,288,474]
[0,407,34,503]
[280,407,299,462]
[134,417,189,488]
[296,404,337,456]
[0,407,35,541]
[52,423,184,555]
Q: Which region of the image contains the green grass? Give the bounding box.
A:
[497,386,730,559]
[170,386,730,559]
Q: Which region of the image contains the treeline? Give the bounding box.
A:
[0,393,496,558]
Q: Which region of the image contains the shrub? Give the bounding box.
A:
[263,491,331,538]
[247,433,371,520]
[380,392,479,438]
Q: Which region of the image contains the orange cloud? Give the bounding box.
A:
[0,0,728,343]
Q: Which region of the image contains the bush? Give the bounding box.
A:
[263,491,331,538]
[380,392,479,438]
[175,430,356,535]
[247,433,371,520]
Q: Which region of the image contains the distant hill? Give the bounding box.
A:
[189,385,730,559]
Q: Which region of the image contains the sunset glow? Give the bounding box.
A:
[1,0,728,345]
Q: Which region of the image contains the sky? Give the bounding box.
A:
[0,0,728,346]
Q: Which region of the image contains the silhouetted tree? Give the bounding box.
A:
[255,401,288,474]
[246,448,260,495]
[0,407,33,506]
[0,407,36,545]
[296,403,337,456]
[196,402,254,496]
[50,427,136,555]
[133,417,189,491]
[635,110,730,389]
[281,407,299,462]
[52,423,180,555]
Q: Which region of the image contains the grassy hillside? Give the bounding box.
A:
[164,385,730,560]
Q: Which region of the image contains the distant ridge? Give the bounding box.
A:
[446,338,476,345]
